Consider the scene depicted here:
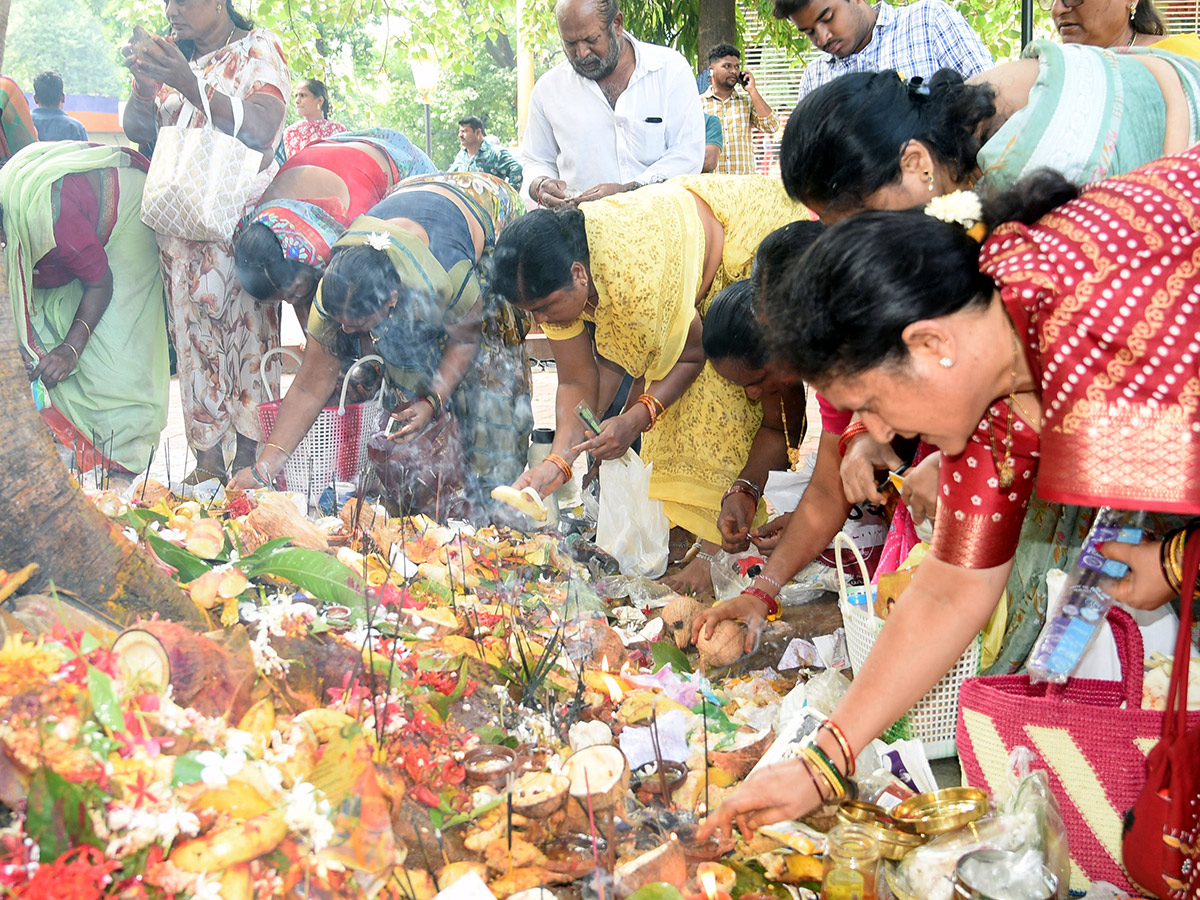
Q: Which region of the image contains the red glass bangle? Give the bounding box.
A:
[744,585,780,619]
[820,720,856,777]
[837,421,870,457]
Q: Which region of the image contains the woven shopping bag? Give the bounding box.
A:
[256,350,383,502]
[957,606,1200,893]
[834,532,982,760]
[140,74,261,241]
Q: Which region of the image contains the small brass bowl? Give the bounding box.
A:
[890,787,989,836]
[836,800,925,861]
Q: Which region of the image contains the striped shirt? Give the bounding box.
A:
[795,0,993,102]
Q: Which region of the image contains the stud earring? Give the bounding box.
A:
[939,357,953,368]
[925,170,935,193]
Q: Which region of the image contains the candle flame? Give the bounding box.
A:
[599,671,624,704]
[700,871,717,900]
[696,802,707,817]
[600,655,610,672]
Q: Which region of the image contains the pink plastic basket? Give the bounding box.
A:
[256,349,384,502]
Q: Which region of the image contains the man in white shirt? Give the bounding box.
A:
[520,0,705,209]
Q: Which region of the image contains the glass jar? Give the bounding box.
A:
[821,823,880,900]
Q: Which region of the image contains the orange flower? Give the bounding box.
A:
[186,566,249,610]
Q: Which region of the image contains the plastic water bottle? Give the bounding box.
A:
[1026,507,1144,684]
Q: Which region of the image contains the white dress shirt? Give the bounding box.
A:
[519,34,705,200]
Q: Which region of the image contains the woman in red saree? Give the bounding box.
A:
[701,145,1200,835]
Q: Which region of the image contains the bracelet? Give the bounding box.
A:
[732,477,761,500]
[61,342,80,364]
[819,720,856,777]
[639,393,666,417]
[800,745,847,800]
[545,453,573,482]
[264,441,288,456]
[755,573,784,591]
[838,421,870,457]
[130,79,156,102]
[1161,527,1184,593]
[696,551,716,564]
[532,176,548,203]
[637,395,658,432]
[251,462,272,487]
[73,317,93,339]
[743,585,780,620]
[722,484,758,506]
[798,753,830,803]
[422,391,443,418]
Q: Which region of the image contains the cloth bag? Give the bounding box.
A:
[365,401,467,518]
[1122,535,1200,900]
[957,606,1200,893]
[140,75,261,241]
[595,453,669,578]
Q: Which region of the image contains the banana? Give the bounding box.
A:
[490,485,548,521]
[294,708,355,744]
[169,811,288,872]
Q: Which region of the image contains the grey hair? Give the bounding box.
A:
[555,0,620,27]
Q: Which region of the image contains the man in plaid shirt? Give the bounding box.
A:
[700,44,779,176]
[779,0,993,102]
[449,116,524,191]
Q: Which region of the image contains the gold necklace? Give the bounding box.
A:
[987,330,1020,488]
[779,392,805,471]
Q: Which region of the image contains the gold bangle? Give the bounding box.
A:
[264,441,288,455]
[640,393,666,417]
[62,342,80,364]
[800,746,845,800]
[545,453,572,481]
[73,317,93,338]
[819,720,856,777]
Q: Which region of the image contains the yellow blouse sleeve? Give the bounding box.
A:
[539,318,586,341]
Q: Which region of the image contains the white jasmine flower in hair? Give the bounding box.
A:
[925,190,983,229]
[365,232,391,252]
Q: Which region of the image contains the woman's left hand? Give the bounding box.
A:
[387,401,434,443]
[900,451,941,525]
[571,409,643,460]
[1098,538,1178,611]
[129,34,194,94]
[30,345,78,388]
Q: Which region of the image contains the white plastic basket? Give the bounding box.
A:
[256,349,385,504]
[833,532,981,760]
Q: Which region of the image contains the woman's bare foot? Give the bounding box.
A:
[668,526,695,565]
[662,554,714,596]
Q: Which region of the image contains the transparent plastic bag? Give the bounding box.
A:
[594,454,669,578]
[709,549,827,605]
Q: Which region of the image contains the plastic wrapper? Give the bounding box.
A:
[709,549,828,606]
[803,668,850,717]
[893,747,1069,900]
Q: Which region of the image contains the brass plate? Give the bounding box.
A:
[890,787,989,835]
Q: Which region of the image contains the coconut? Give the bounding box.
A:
[660,595,703,650]
[709,729,775,780]
[613,840,688,898]
[695,620,745,670]
[511,771,570,818]
[564,619,627,669]
[564,744,630,811]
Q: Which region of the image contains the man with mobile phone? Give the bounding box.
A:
[700,44,778,176]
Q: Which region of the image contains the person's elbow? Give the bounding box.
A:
[702,145,720,172]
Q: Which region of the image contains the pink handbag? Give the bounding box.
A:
[957,607,1200,893]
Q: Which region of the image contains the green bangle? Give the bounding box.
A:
[251,462,271,487]
[803,743,848,799]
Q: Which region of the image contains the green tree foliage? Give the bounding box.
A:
[8,0,126,96]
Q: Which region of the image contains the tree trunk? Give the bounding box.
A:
[698,0,737,65]
[0,266,202,626]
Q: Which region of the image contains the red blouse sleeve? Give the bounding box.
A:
[32,174,108,289]
[930,400,1039,569]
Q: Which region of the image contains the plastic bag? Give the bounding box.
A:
[709,549,828,606]
[595,454,669,578]
[893,746,1069,900]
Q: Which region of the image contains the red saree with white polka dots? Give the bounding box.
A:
[932,145,1200,568]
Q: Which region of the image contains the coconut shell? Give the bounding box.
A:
[696,620,745,670]
[245,493,328,552]
[613,840,688,898]
[564,619,627,670]
[709,729,775,780]
[660,595,703,650]
[564,744,630,811]
[511,771,570,818]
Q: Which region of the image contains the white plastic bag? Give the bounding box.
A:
[595,454,669,578]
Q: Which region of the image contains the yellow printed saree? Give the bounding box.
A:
[542,174,811,541]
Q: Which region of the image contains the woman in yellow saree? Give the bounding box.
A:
[493,174,810,588]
